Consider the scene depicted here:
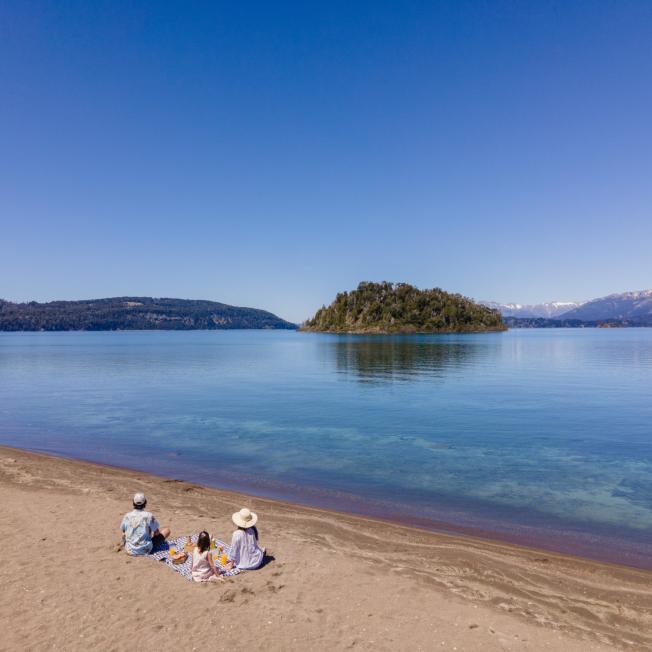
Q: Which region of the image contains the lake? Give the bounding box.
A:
[1,328,651,568]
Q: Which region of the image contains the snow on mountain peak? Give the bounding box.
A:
[479,300,585,319]
[603,289,652,301]
[482,289,652,320]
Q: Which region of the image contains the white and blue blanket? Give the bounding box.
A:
[150,534,240,581]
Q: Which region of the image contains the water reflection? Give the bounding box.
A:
[331,336,486,382]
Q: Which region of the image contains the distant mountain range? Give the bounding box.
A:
[560,290,652,322]
[485,290,652,327]
[2,289,651,333]
[0,297,296,331]
[481,301,584,319]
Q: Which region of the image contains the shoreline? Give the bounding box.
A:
[5,441,652,573]
[0,443,627,570]
[297,327,508,334]
[2,444,652,650]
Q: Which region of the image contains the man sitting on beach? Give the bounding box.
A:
[120,492,171,556]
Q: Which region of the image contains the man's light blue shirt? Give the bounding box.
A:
[120,509,160,556]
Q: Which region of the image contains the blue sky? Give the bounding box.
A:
[1,1,651,322]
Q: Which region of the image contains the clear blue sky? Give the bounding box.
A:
[1,1,651,322]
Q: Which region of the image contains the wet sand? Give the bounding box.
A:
[1,445,651,651]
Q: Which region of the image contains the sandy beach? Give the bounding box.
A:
[1,446,650,651]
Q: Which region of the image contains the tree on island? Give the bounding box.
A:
[301,281,506,334]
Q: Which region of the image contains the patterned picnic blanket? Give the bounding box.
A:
[151,534,240,581]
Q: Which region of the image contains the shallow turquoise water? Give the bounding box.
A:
[1,329,651,567]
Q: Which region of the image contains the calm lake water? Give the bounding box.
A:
[1,329,651,568]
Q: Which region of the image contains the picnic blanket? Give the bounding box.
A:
[150,533,240,581]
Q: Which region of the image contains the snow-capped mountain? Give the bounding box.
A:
[481,300,585,319]
[558,290,652,321]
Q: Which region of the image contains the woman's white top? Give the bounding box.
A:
[229,528,264,570]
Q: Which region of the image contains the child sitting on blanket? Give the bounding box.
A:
[228,508,265,570]
[191,531,222,582]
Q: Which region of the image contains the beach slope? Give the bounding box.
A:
[0,446,650,651]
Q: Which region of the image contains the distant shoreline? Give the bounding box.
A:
[0,326,299,333]
[4,325,651,334]
[504,316,652,329]
[298,326,507,334]
[0,296,297,331]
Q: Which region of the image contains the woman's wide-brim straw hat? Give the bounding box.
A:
[232,507,258,529]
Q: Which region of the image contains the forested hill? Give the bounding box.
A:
[0,297,296,331]
[301,282,506,334]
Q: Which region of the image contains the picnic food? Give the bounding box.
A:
[170,551,188,564]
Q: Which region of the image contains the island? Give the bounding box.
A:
[300,282,506,334]
[0,297,297,331]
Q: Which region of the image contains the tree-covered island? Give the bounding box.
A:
[301,282,506,334]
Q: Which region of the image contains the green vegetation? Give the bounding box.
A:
[301,282,506,334]
[0,297,296,331]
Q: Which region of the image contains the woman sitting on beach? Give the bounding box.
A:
[191,531,222,582]
[228,508,265,571]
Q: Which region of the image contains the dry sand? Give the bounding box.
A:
[0,445,651,651]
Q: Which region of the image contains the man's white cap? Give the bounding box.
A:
[133,492,147,506]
